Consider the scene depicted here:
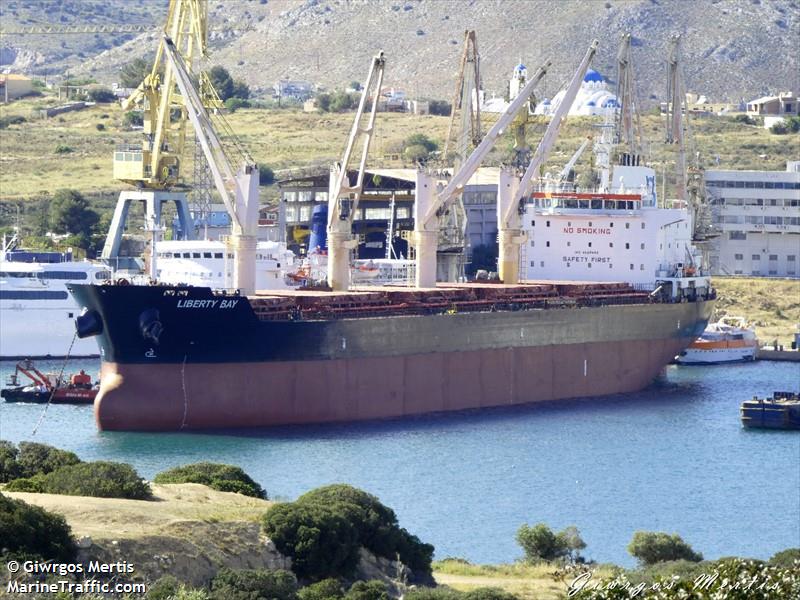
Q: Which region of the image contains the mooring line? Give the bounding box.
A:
[31,332,77,436]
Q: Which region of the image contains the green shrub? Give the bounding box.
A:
[17,441,81,478]
[96,123,105,131]
[297,578,343,600]
[298,484,434,575]
[0,440,21,482]
[768,547,800,568]
[258,164,275,186]
[55,144,74,154]
[405,589,462,600]
[88,87,117,103]
[224,97,251,112]
[627,531,703,566]
[0,115,26,129]
[516,523,585,563]
[0,493,76,561]
[147,575,180,600]
[123,110,144,127]
[209,568,297,600]
[7,461,151,500]
[154,462,266,499]
[344,580,389,600]
[263,501,361,581]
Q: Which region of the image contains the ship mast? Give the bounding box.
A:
[615,32,643,157]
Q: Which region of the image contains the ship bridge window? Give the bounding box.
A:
[579,200,590,208]
[203,252,212,258]
[192,253,201,258]
[214,253,223,259]
[591,199,602,209]
[94,271,111,280]
[182,253,191,258]
[0,271,34,278]
[565,200,579,208]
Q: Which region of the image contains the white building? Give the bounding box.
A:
[534,69,618,117]
[705,162,800,277]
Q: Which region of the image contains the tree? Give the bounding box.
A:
[429,100,452,116]
[209,65,235,101]
[627,531,703,566]
[405,133,438,152]
[330,90,358,112]
[49,190,100,246]
[231,79,250,100]
[315,92,332,112]
[516,523,586,563]
[257,164,275,186]
[119,57,153,88]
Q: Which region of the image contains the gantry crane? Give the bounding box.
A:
[112,0,212,188]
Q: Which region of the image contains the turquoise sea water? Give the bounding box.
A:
[1,358,798,567]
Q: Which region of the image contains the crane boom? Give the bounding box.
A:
[162,35,259,293]
[421,59,552,227]
[326,52,387,291]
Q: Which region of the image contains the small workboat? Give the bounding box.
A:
[676,316,758,364]
[740,392,800,430]
[1,359,97,404]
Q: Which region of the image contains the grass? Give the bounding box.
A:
[2,482,271,540]
[712,277,800,346]
[1,89,796,204]
[432,559,618,600]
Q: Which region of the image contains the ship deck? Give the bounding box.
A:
[245,281,653,321]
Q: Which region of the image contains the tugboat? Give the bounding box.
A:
[740,392,800,430]
[1,359,97,404]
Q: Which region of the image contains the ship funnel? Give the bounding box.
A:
[75,309,103,339]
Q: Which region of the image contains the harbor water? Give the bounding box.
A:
[1,358,798,567]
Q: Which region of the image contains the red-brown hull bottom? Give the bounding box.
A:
[96,337,690,431]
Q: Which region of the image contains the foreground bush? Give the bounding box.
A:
[627,531,703,566]
[768,547,800,568]
[297,578,344,600]
[343,580,389,600]
[209,568,297,600]
[406,588,519,600]
[0,440,82,482]
[0,440,21,482]
[17,441,81,478]
[297,484,434,575]
[0,494,75,561]
[154,462,266,499]
[263,502,361,580]
[6,461,151,500]
[572,557,800,599]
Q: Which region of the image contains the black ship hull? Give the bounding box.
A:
[68,283,714,431]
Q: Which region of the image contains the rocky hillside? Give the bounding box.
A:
[2,0,798,103]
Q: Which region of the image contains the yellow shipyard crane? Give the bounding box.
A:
[112,0,220,188]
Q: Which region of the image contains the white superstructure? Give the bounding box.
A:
[521,163,703,291]
[154,240,295,290]
[1,246,109,358]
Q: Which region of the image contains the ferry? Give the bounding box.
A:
[0,238,110,359]
[676,316,758,364]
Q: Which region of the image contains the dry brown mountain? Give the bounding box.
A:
[2,0,798,104]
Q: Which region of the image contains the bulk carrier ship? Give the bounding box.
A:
[67,27,714,431]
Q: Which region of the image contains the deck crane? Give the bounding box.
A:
[615,32,643,156]
[443,30,482,165]
[411,51,559,288]
[161,35,259,295]
[558,136,593,184]
[411,42,597,288]
[327,53,386,291]
[495,41,598,284]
